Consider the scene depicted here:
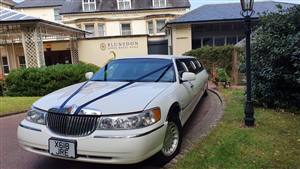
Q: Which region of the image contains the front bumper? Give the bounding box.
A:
[17,120,167,164]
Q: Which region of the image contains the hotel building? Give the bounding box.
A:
[0,0,190,76]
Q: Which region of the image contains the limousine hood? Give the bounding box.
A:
[33,81,172,115]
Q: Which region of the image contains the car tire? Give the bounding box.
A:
[204,89,208,97]
[153,115,182,166]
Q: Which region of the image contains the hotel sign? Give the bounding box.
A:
[100,41,139,51]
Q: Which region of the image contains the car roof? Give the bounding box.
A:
[118,55,195,60]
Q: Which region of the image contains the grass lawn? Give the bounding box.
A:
[0,97,40,117]
[175,89,300,169]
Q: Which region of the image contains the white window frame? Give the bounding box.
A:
[82,0,96,12]
[147,20,154,35]
[1,56,10,75]
[117,0,131,10]
[18,56,26,68]
[97,23,106,37]
[84,23,95,37]
[152,0,167,8]
[54,7,62,22]
[156,19,166,34]
[120,23,132,36]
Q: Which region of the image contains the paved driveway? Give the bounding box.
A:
[0,91,223,169]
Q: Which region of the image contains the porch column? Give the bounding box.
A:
[70,37,79,64]
[21,26,45,68]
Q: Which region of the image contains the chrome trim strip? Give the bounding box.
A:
[94,124,165,139]
[19,124,42,132]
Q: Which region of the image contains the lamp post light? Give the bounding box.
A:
[240,0,255,127]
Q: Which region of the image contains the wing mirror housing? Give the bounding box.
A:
[181,72,196,82]
[85,72,94,80]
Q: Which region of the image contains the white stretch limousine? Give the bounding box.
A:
[18,55,209,166]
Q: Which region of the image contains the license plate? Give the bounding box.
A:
[49,138,77,159]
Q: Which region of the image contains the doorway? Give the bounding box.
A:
[44,49,72,66]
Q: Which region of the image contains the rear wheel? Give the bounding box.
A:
[153,116,182,166]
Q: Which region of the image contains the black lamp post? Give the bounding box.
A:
[240,0,255,127]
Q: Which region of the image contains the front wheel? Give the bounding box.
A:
[153,118,182,166]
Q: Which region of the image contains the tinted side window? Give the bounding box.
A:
[193,59,204,73]
[176,60,188,77]
[179,59,198,74]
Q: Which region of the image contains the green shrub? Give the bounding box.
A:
[0,80,4,96]
[5,64,99,96]
[216,68,230,83]
[184,46,243,78]
[252,5,300,109]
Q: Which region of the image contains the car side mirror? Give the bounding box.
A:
[181,72,196,82]
[85,72,94,80]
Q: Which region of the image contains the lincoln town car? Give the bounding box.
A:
[18,55,209,165]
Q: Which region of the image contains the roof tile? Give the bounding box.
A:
[170,1,297,24]
[14,0,190,13]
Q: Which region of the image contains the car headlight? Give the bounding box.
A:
[26,107,47,125]
[97,107,161,130]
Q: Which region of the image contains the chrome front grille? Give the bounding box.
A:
[47,112,100,137]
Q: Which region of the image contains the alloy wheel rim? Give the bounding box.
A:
[161,122,179,157]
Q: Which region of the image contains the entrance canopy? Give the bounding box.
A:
[0,7,87,68]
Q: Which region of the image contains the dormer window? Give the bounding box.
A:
[82,0,96,12]
[153,0,166,8]
[117,0,131,10]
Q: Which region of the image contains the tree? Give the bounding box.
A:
[251,5,300,109]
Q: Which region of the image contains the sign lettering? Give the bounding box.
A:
[100,41,139,51]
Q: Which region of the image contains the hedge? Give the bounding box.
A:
[184,45,243,82]
[251,5,300,109]
[0,80,4,96]
[4,63,99,96]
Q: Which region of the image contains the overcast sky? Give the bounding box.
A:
[13,0,300,9]
[190,0,299,9]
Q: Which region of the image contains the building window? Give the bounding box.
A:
[98,24,105,37]
[54,8,61,22]
[227,36,237,45]
[203,37,213,46]
[82,0,96,12]
[153,0,166,8]
[147,21,154,34]
[85,24,95,37]
[117,0,131,10]
[121,23,131,35]
[214,37,225,46]
[156,20,166,33]
[18,56,26,68]
[1,56,9,74]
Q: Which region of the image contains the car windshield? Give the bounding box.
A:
[91,58,175,82]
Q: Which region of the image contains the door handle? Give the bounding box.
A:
[188,82,194,88]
